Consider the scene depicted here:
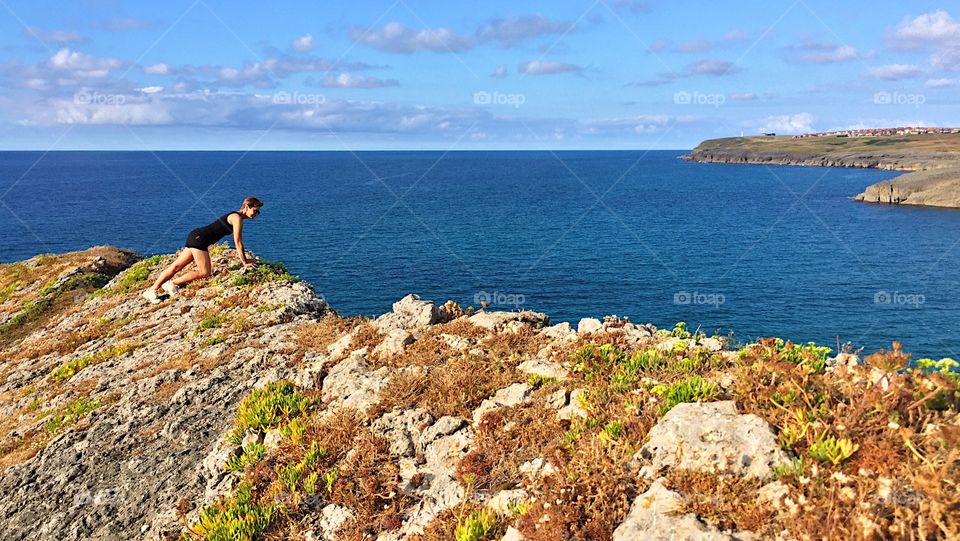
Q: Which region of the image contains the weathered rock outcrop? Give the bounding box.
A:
[1,247,956,541]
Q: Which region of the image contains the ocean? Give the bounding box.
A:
[1,150,957,358]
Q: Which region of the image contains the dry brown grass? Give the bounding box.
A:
[330,431,412,538]
[723,341,960,540]
[347,320,383,356]
[664,470,775,533]
[375,353,520,419]
[380,332,455,368]
[480,327,549,361]
[294,314,360,352]
[457,402,567,491]
[518,434,643,541]
[151,380,186,403]
[0,430,45,472]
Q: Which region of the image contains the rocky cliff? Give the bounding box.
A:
[685,136,960,209]
[0,247,958,541]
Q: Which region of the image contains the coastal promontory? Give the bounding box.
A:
[685,132,960,208]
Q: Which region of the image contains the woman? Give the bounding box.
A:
[143,196,263,303]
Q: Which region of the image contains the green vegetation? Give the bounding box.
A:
[455,509,498,541]
[229,381,313,444]
[651,375,720,415]
[197,314,228,332]
[190,482,276,541]
[230,261,298,288]
[225,443,266,474]
[526,373,558,388]
[202,333,227,347]
[1,269,111,338]
[808,432,859,465]
[111,255,164,292]
[48,341,140,382]
[740,338,830,374]
[44,397,101,433]
[0,280,21,303]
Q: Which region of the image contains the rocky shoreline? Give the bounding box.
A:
[0,247,957,540]
[685,136,960,209]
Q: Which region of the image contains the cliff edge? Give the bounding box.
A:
[0,247,957,540]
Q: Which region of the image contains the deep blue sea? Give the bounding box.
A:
[1,150,958,358]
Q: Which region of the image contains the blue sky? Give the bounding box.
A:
[0,0,958,149]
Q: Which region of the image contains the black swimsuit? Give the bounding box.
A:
[185,212,236,251]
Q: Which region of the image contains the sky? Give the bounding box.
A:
[0,0,958,150]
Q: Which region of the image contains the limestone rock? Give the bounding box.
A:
[636,401,791,480]
[577,317,602,335]
[469,310,549,331]
[473,383,533,426]
[321,350,391,412]
[486,488,530,516]
[317,504,353,540]
[558,388,589,420]
[373,328,415,358]
[375,294,439,334]
[613,478,739,541]
[539,321,577,342]
[372,408,434,458]
[517,358,569,380]
[421,416,466,447]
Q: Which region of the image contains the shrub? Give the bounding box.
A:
[230,261,298,287]
[190,482,275,541]
[455,509,499,541]
[229,381,313,443]
[808,432,859,465]
[651,375,720,415]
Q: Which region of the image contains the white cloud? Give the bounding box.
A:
[760,113,814,134]
[729,92,757,101]
[686,59,736,76]
[894,10,960,43]
[98,18,155,31]
[317,73,398,88]
[926,77,959,87]
[476,14,574,47]
[892,10,960,71]
[866,63,923,80]
[517,60,582,75]
[291,33,315,52]
[782,40,864,64]
[491,65,507,78]
[23,27,84,43]
[352,14,574,53]
[144,63,170,75]
[138,86,164,94]
[351,22,475,53]
[48,48,125,79]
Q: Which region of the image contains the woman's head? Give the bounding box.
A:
[241,196,263,218]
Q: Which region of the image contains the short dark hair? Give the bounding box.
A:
[243,196,263,208]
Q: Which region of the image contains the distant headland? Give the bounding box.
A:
[685,129,960,209]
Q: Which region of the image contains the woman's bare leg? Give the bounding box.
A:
[171,248,212,286]
[149,249,194,292]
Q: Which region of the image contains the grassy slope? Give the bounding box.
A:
[690,133,960,159]
[688,134,960,208]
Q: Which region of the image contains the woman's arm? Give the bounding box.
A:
[230,214,256,266]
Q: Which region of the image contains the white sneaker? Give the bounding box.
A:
[142,288,161,304]
[161,282,179,298]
